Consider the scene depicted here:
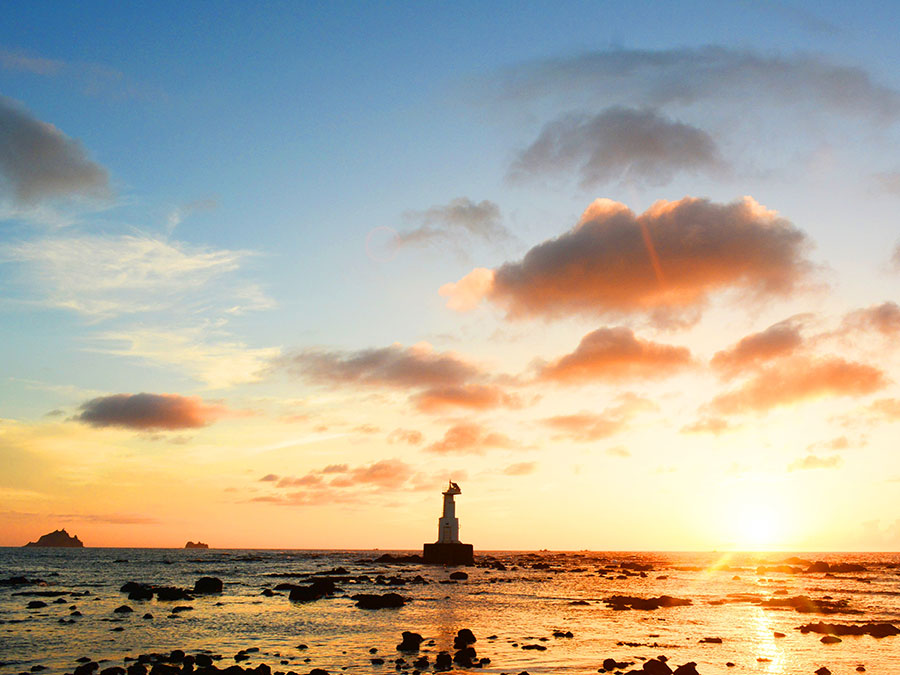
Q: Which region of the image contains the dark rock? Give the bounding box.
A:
[759,595,853,614]
[351,593,405,609]
[185,541,209,549]
[521,645,546,651]
[195,656,212,668]
[699,637,721,643]
[126,664,147,675]
[454,629,476,649]
[172,606,193,613]
[797,622,900,638]
[26,601,47,609]
[453,647,477,667]
[74,663,99,675]
[672,664,699,675]
[642,659,672,675]
[434,653,452,671]
[815,669,831,675]
[773,632,785,638]
[24,528,84,548]
[142,613,153,619]
[101,668,126,675]
[397,632,424,652]
[194,577,223,594]
[290,579,337,602]
[371,554,424,564]
[155,587,193,602]
[308,670,328,675]
[30,666,47,672]
[449,571,468,580]
[570,600,590,605]
[370,659,384,666]
[603,595,691,611]
[114,605,134,614]
[821,635,842,644]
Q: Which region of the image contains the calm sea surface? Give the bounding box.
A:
[1,549,899,674]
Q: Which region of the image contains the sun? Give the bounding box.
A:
[735,503,782,551]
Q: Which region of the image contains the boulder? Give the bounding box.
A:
[642,659,673,675]
[454,629,477,648]
[449,571,469,580]
[397,632,425,651]
[193,577,223,594]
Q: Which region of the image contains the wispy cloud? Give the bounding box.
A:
[395,198,508,247]
[76,392,228,431]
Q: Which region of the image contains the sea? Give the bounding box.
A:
[1,549,899,675]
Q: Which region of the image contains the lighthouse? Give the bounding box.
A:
[423,480,474,565]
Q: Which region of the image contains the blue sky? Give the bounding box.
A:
[3,1,900,549]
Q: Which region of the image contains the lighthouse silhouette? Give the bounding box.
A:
[423,480,474,565]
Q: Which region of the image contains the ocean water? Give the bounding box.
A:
[1,549,899,675]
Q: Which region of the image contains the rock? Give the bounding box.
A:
[773,632,786,638]
[308,669,328,675]
[114,605,134,613]
[449,571,468,580]
[24,529,84,548]
[815,669,831,675]
[185,541,209,549]
[155,587,193,602]
[569,600,590,605]
[74,663,99,675]
[453,647,477,667]
[172,606,193,613]
[351,593,405,609]
[193,577,223,594]
[397,632,424,652]
[434,652,452,671]
[521,645,546,651]
[454,629,477,648]
[699,637,722,643]
[821,635,842,644]
[371,554,424,564]
[672,664,699,675]
[797,622,900,638]
[642,659,672,675]
[142,613,153,619]
[100,668,126,675]
[759,595,853,614]
[26,600,47,609]
[290,579,338,602]
[603,595,691,611]
[370,659,384,665]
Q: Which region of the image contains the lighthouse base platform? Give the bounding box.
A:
[422,542,474,565]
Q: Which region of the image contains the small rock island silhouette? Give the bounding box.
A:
[423,480,474,565]
[24,528,84,548]
[185,541,209,549]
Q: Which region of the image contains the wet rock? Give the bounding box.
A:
[699,637,722,643]
[195,656,212,668]
[100,668,125,675]
[521,645,546,651]
[172,606,193,613]
[53,597,68,604]
[820,635,842,644]
[308,669,328,675]
[759,595,854,614]
[805,561,865,574]
[126,664,146,675]
[74,663,99,675]
[672,664,699,675]
[142,613,153,619]
[290,579,338,602]
[397,632,424,652]
[434,652,452,671]
[453,647,477,667]
[454,629,477,649]
[193,577,223,594]
[552,631,574,638]
[155,587,193,602]
[815,669,831,675]
[30,666,47,672]
[114,605,134,614]
[413,657,428,669]
[569,600,590,605]
[642,658,672,675]
[449,571,468,580]
[773,632,785,638]
[370,554,424,564]
[797,622,900,638]
[603,595,691,611]
[370,659,384,665]
[351,593,405,609]
[26,601,47,609]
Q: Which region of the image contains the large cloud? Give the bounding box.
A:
[395,198,507,247]
[0,96,109,205]
[442,196,812,324]
[279,343,480,390]
[510,107,724,188]
[711,317,806,375]
[76,393,226,430]
[495,46,900,120]
[710,356,886,415]
[539,327,692,383]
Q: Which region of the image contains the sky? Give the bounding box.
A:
[2,1,900,551]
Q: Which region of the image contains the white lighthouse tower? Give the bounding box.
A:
[437,481,462,543]
[423,480,473,565]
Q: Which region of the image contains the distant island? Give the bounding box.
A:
[24,529,84,548]
[185,541,209,549]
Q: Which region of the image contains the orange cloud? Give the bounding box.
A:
[789,454,843,471]
[539,326,692,383]
[411,384,522,412]
[503,461,536,476]
[710,356,887,415]
[388,428,424,445]
[442,196,813,325]
[842,302,900,335]
[76,392,226,430]
[711,317,806,375]
[542,393,657,441]
[425,423,516,455]
[681,416,736,435]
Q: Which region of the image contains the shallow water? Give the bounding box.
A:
[1,549,899,674]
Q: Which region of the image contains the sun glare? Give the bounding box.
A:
[735,503,782,551]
